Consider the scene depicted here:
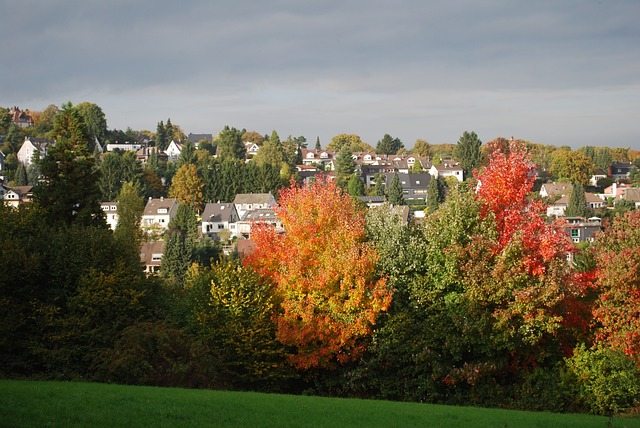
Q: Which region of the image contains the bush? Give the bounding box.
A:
[565,345,640,415]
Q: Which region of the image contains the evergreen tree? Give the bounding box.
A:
[254,131,283,168]
[177,140,197,167]
[114,181,144,251]
[161,231,193,286]
[168,203,199,235]
[315,136,321,150]
[373,173,386,196]
[14,162,27,186]
[565,182,589,218]
[347,174,365,196]
[426,176,445,213]
[156,121,167,151]
[388,173,404,205]
[335,147,356,190]
[376,134,404,155]
[217,126,246,161]
[165,119,174,143]
[453,131,482,180]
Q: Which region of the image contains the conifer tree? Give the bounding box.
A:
[14,162,27,186]
[388,173,404,205]
[347,174,365,196]
[315,136,321,150]
[566,182,589,218]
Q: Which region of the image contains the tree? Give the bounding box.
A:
[114,182,144,250]
[411,139,431,158]
[169,164,204,211]
[165,119,174,144]
[244,177,391,369]
[426,175,445,212]
[453,131,482,179]
[388,173,404,206]
[376,134,404,155]
[155,121,167,151]
[34,104,59,135]
[14,162,27,186]
[550,150,593,186]
[347,174,365,196]
[327,134,373,153]
[162,231,193,285]
[254,130,283,168]
[241,131,264,145]
[315,136,321,150]
[76,102,108,146]
[34,102,106,228]
[168,203,199,235]
[334,147,356,190]
[565,182,589,218]
[217,126,246,161]
[593,147,613,172]
[177,140,197,167]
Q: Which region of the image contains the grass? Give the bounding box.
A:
[1,380,639,427]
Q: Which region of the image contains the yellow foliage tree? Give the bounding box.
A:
[169,163,204,211]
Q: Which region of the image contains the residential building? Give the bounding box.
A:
[563,217,602,244]
[244,142,260,158]
[140,241,165,274]
[590,168,608,187]
[136,146,168,163]
[546,192,606,217]
[236,208,283,238]
[616,187,640,209]
[384,172,431,202]
[609,161,634,180]
[357,195,386,208]
[429,162,464,182]
[301,149,336,170]
[165,140,183,162]
[201,202,240,239]
[106,142,142,152]
[233,193,277,219]
[539,182,573,199]
[141,197,179,233]
[10,106,34,128]
[187,133,213,145]
[3,186,33,207]
[17,138,52,166]
[101,202,119,230]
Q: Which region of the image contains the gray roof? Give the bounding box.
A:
[233,193,275,205]
[239,208,278,222]
[187,133,213,144]
[143,197,178,215]
[202,203,236,222]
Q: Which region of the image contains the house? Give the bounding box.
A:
[233,193,277,219]
[244,142,260,158]
[106,142,142,152]
[17,138,52,166]
[357,195,386,208]
[141,197,179,233]
[136,146,168,163]
[101,202,119,230]
[301,149,336,170]
[563,217,602,244]
[539,182,573,199]
[361,164,398,187]
[609,161,634,180]
[590,169,608,187]
[546,192,606,217]
[187,133,213,145]
[601,182,631,200]
[140,241,165,274]
[3,186,33,207]
[201,202,240,239]
[616,187,640,209]
[165,140,183,162]
[384,172,431,202]
[429,162,464,182]
[10,106,34,128]
[236,208,283,238]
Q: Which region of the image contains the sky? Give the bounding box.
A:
[2,0,639,150]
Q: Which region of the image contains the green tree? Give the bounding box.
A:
[217,126,246,161]
[114,182,144,250]
[169,164,204,211]
[34,102,106,228]
[327,134,373,153]
[373,173,386,196]
[453,131,482,179]
[155,120,167,151]
[168,203,199,235]
[426,175,445,212]
[14,162,27,186]
[593,147,613,172]
[76,102,108,147]
[376,134,404,155]
[315,136,321,150]
[334,147,356,190]
[162,231,193,286]
[565,182,589,217]
[347,174,365,196]
[388,173,404,205]
[177,140,197,167]
[254,130,283,168]
[550,150,593,186]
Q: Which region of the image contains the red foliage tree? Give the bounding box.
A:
[593,210,640,363]
[243,177,391,369]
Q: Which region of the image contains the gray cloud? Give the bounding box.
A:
[1,0,639,148]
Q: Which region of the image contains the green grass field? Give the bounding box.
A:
[1,380,638,427]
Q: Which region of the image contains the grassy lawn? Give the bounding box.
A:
[1,380,638,427]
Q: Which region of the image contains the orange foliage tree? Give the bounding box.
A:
[593,210,640,363]
[243,176,392,369]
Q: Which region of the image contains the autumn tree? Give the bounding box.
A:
[169,163,204,211]
[327,134,373,153]
[411,139,431,158]
[550,150,593,186]
[592,210,640,364]
[244,177,392,369]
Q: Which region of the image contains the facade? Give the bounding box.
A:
[10,106,34,128]
[101,202,119,230]
[3,186,33,207]
[301,149,336,170]
[106,142,142,152]
[384,172,431,202]
[233,193,277,219]
[141,197,179,233]
[609,161,634,180]
[165,140,183,162]
[17,138,52,166]
[563,217,602,244]
[201,202,240,239]
[236,208,283,238]
[429,162,464,182]
[546,193,606,217]
[140,241,165,274]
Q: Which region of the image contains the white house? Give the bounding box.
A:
[429,162,464,182]
[236,208,283,238]
[106,142,142,152]
[244,142,260,158]
[201,202,240,239]
[101,202,119,230]
[17,138,52,166]
[165,140,183,162]
[141,197,179,233]
[233,193,277,219]
[2,186,33,207]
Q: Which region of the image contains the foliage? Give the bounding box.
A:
[169,163,204,211]
[334,147,356,190]
[347,174,365,196]
[426,175,445,212]
[550,149,593,186]
[244,177,391,369]
[114,181,144,252]
[169,203,199,235]
[373,172,385,196]
[566,182,590,217]
[75,102,108,145]
[327,134,373,153]
[387,173,404,205]
[216,125,246,161]
[593,210,640,363]
[411,139,431,158]
[453,131,482,179]
[375,134,404,155]
[565,345,640,415]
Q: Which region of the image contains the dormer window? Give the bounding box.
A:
[407,158,415,164]
[157,208,168,214]
[306,153,315,159]
[320,152,328,159]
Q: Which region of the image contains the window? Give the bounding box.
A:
[111,206,117,210]
[152,254,162,262]
[218,224,224,229]
[158,208,168,214]
[571,229,580,238]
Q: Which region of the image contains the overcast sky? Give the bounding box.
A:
[2,1,639,150]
